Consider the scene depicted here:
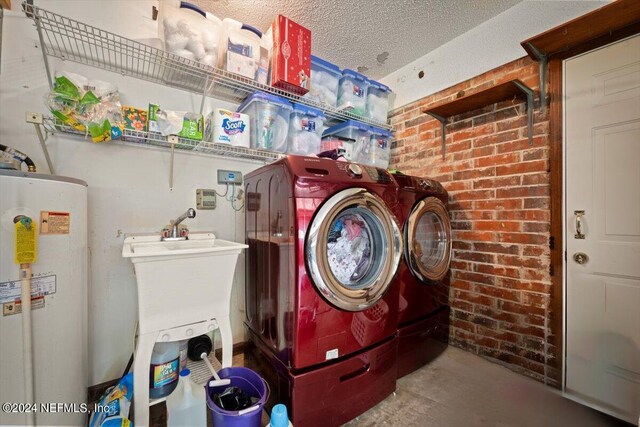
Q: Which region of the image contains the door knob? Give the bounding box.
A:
[573,252,589,264]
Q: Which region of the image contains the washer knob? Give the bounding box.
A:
[347,163,363,178]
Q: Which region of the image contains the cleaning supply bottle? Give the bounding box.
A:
[149,342,180,399]
[166,369,207,427]
[269,404,293,427]
[178,339,188,372]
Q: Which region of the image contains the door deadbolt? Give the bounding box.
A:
[574,210,585,239]
[573,252,589,264]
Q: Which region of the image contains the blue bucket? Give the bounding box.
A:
[205,367,269,427]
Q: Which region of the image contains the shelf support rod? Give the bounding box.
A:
[425,112,447,160]
[199,76,211,115]
[26,112,55,174]
[33,14,53,89]
[525,42,547,113]
[512,80,535,146]
[0,8,3,76]
[168,135,178,191]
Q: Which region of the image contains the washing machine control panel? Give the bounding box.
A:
[363,166,393,184]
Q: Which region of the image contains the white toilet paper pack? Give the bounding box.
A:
[205,109,251,147]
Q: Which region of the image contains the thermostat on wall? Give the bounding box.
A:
[196,189,217,210]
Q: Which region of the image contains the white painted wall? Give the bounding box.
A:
[1,1,261,385]
[381,0,610,109]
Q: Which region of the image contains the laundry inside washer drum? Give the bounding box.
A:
[326,208,383,288]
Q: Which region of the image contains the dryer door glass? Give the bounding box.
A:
[306,188,402,311]
[405,197,452,283]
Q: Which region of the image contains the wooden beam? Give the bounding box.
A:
[522,0,640,60]
[0,0,10,10]
[547,59,563,388]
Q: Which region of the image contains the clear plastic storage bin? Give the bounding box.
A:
[337,69,370,116]
[320,136,352,159]
[303,56,341,107]
[237,91,292,153]
[287,104,326,156]
[369,126,393,169]
[322,120,372,163]
[157,1,221,67]
[366,81,392,123]
[218,18,263,80]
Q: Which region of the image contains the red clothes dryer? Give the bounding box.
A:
[393,173,452,378]
[245,156,403,426]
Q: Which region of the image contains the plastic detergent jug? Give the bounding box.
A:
[167,369,206,426]
[149,341,180,399]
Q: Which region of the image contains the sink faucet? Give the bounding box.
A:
[162,208,196,241]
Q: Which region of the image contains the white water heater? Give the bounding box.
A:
[0,169,88,426]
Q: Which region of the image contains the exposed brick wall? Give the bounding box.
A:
[389,57,558,385]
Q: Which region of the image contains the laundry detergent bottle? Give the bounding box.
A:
[149,341,180,399]
[269,404,293,427]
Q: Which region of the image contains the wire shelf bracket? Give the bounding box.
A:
[26,112,56,174]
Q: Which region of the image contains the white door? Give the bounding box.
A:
[565,35,640,424]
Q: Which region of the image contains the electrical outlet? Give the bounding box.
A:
[196,189,217,210]
[217,170,242,185]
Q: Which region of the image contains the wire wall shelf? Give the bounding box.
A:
[24,3,392,130]
[38,115,284,163]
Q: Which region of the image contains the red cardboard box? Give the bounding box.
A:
[270,15,311,95]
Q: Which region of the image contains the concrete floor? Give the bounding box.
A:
[346,346,631,427]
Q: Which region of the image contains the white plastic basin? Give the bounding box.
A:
[122,232,247,333]
[122,232,245,258]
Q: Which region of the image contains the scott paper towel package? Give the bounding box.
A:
[205,109,251,147]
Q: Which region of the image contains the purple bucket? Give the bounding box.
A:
[205,367,268,427]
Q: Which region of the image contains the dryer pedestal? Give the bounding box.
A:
[245,328,398,427]
[397,305,450,379]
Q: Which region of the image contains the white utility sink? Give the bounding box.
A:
[122,232,248,334]
[122,232,244,258]
[122,231,247,427]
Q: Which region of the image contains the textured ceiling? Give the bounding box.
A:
[192,0,523,80]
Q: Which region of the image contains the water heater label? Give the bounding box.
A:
[40,211,70,235]
[3,295,45,316]
[0,274,57,304]
[15,219,37,264]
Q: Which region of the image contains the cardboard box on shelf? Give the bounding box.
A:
[269,15,311,95]
[147,103,160,133]
[178,113,204,141]
[122,106,148,132]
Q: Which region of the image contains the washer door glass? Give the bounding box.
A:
[405,197,452,283]
[306,188,402,311]
[327,208,383,288]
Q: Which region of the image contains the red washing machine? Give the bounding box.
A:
[244,156,403,426]
[393,173,452,378]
